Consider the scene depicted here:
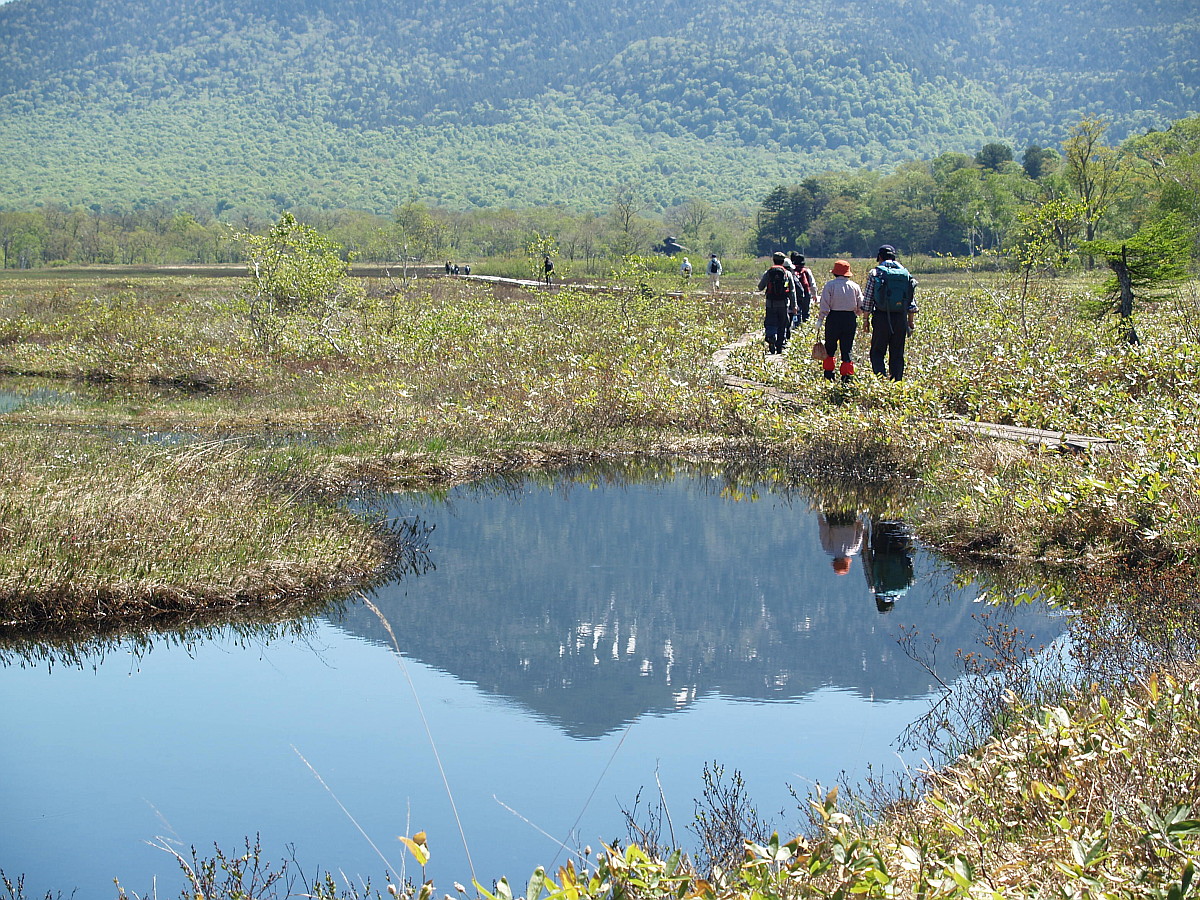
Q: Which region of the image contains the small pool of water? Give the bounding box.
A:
[0,467,1067,896]
[0,383,72,414]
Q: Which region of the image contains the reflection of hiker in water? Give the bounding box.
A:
[862,518,915,613]
[818,509,865,575]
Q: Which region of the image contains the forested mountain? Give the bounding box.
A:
[0,0,1196,216]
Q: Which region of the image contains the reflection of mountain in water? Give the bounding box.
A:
[333,473,1065,738]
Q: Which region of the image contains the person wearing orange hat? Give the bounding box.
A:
[816,259,865,382]
[818,508,865,575]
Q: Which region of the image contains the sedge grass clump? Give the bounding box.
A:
[0,428,397,629]
[789,413,944,480]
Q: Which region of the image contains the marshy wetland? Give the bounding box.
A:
[1,263,1199,897]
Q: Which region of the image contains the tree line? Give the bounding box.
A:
[1,115,1196,273]
[752,115,1200,261]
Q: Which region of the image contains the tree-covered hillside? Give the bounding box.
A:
[0,0,1196,216]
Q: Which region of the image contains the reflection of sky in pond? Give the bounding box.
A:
[0,470,1067,898]
[0,385,71,413]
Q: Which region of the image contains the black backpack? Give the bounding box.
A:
[764,265,794,306]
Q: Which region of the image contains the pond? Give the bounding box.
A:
[0,465,1068,896]
[0,382,72,414]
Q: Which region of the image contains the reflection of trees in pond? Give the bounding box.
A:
[0,516,432,670]
[0,613,328,672]
[336,464,1067,739]
[1068,565,1200,687]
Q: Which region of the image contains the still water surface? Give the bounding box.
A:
[0,468,1066,896]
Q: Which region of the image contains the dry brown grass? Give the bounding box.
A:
[0,428,398,630]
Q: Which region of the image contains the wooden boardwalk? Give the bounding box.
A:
[429,275,1116,454]
[712,331,1117,452]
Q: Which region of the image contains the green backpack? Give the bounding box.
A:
[873,263,914,313]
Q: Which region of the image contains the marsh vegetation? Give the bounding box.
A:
[1,254,1199,897]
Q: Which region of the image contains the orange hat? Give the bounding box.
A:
[831,260,853,277]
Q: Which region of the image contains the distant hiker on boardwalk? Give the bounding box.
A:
[445,261,452,275]
[543,255,554,285]
[680,257,692,279]
[756,251,797,355]
[816,259,864,382]
[789,252,817,324]
[862,244,918,381]
[707,253,722,292]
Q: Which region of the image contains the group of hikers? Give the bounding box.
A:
[756,244,918,382]
[447,243,916,381]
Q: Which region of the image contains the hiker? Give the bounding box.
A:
[451,263,460,275]
[818,508,865,576]
[543,255,554,285]
[862,518,914,613]
[463,264,471,275]
[862,244,918,380]
[789,252,817,324]
[445,261,452,275]
[707,253,722,292]
[756,251,797,355]
[782,255,798,347]
[680,257,692,279]
[816,259,865,382]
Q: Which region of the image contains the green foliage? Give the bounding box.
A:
[0,0,1196,214]
[1065,116,1130,245]
[238,212,365,350]
[525,232,558,282]
[1012,198,1087,271]
[1127,116,1200,235]
[1010,197,1088,328]
[1081,212,1198,333]
[240,212,359,313]
[975,141,1014,171]
[1022,144,1060,179]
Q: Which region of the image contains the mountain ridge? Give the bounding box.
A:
[0,0,1196,214]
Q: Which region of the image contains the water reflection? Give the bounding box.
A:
[0,462,1069,897]
[0,380,72,413]
[863,519,915,613]
[338,466,1064,738]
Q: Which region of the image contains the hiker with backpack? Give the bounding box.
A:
[680,257,692,279]
[861,244,918,380]
[789,252,817,324]
[756,251,797,355]
[816,259,865,382]
[782,255,799,346]
[707,253,722,293]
